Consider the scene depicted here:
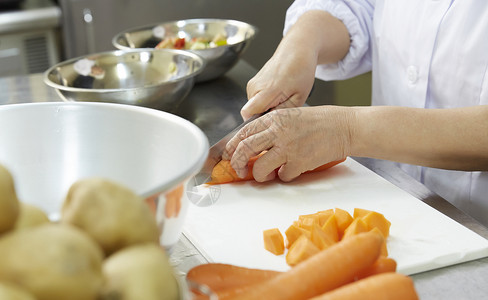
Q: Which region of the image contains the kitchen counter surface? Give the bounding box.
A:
[1,61,487,299]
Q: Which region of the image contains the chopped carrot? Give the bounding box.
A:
[321,214,339,243]
[362,211,391,238]
[354,256,397,281]
[317,210,334,226]
[297,215,319,231]
[353,208,372,219]
[286,235,320,266]
[263,228,285,255]
[230,231,384,300]
[342,218,369,240]
[309,273,419,300]
[333,208,353,239]
[284,224,310,249]
[311,223,335,250]
[371,227,389,256]
[207,156,346,185]
[186,263,280,294]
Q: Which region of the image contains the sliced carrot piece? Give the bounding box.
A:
[353,208,372,219]
[334,208,353,239]
[311,223,335,250]
[285,223,311,249]
[297,215,319,231]
[286,235,320,266]
[263,228,285,255]
[317,210,334,227]
[362,211,391,238]
[342,218,369,240]
[321,214,339,243]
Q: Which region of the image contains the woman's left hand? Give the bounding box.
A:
[222,106,354,182]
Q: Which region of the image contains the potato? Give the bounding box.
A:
[99,243,180,300]
[14,202,50,230]
[0,282,36,300]
[61,178,160,256]
[0,223,104,300]
[0,164,20,234]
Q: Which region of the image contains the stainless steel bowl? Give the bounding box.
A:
[44,49,205,111]
[0,102,209,248]
[112,18,258,82]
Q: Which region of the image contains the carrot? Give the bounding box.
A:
[285,223,310,248]
[225,230,384,300]
[309,273,419,300]
[354,256,397,281]
[164,184,184,218]
[186,263,280,294]
[207,156,346,185]
[286,235,321,266]
[144,194,158,215]
[263,228,285,255]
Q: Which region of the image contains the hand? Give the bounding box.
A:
[240,10,350,121]
[241,46,317,120]
[223,106,353,182]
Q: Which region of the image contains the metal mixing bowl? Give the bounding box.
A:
[44,49,205,111]
[112,18,258,82]
[0,102,208,248]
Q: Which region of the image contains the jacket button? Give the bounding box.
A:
[407,66,419,84]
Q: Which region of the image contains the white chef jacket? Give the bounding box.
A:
[285,0,488,227]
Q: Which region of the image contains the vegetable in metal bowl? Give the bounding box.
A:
[112,18,258,82]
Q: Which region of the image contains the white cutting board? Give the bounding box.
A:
[182,158,488,275]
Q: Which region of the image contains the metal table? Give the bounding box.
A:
[1,60,487,299]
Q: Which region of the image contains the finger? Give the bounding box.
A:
[222,114,271,160]
[241,90,289,121]
[252,147,285,182]
[276,162,303,182]
[274,93,307,110]
[230,129,277,178]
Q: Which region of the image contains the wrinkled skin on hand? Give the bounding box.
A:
[223,106,353,182]
[241,44,317,121]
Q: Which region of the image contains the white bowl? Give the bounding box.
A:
[0,102,208,248]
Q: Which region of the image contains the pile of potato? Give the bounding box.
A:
[0,164,180,300]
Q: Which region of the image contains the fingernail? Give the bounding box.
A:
[240,96,256,120]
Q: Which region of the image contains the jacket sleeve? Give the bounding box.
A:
[284,0,375,80]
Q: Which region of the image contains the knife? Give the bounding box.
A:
[191,113,262,186]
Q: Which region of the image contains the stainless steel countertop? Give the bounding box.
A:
[1,61,487,299]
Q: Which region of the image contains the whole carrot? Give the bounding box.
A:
[224,231,384,300]
[354,256,397,281]
[309,273,419,300]
[186,263,280,293]
[207,156,346,185]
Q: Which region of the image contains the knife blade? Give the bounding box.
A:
[192,113,262,186]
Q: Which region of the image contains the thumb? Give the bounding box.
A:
[241,91,289,121]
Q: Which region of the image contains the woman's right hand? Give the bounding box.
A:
[240,10,351,120]
[241,41,318,120]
